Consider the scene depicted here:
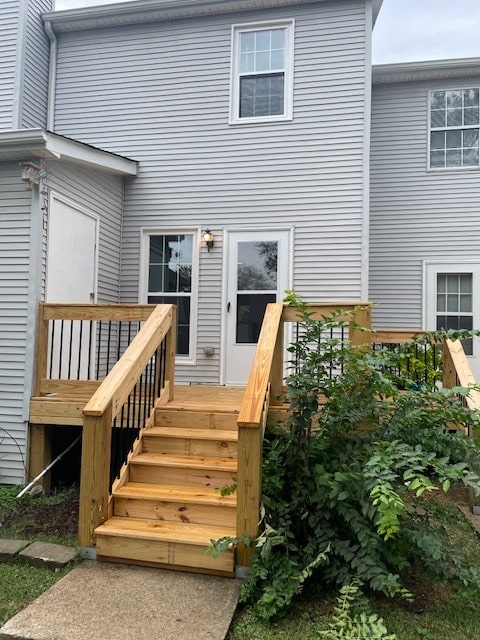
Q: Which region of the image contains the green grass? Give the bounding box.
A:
[0,563,70,627]
[0,484,79,627]
[229,500,480,640]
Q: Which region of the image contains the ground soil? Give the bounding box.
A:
[0,486,79,540]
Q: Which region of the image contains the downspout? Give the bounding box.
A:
[44,20,57,131]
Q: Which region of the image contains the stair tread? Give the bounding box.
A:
[96,516,236,545]
[145,427,238,441]
[114,482,236,506]
[159,403,240,414]
[131,452,237,471]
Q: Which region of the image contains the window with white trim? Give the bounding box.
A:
[429,88,480,169]
[145,232,197,358]
[230,21,294,124]
[436,273,473,354]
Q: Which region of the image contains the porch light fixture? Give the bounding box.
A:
[203,229,214,252]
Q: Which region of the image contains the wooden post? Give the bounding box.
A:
[236,424,263,567]
[78,404,113,548]
[28,424,52,491]
[33,304,49,396]
[28,304,52,488]
[442,341,457,389]
[165,305,177,402]
[349,305,372,351]
[269,317,284,406]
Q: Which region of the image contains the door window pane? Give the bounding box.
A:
[237,241,278,290]
[236,293,276,343]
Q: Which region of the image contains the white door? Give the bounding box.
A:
[224,230,290,385]
[46,194,98,379]
[46,195,97,303]
[425,262,480,381]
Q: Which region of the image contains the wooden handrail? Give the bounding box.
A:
[373,329,429,343]
[83,304,173,418]
[78,304,175,548]
[41,303,157,321]
[444,338,480,411]
[238,303,284,427]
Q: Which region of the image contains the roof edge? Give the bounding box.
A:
[0,129,138,176]
[373,58,480,84]
[43,0,370,32]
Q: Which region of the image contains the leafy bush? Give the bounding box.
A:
[239,294,480,620]
[319,579,396,639]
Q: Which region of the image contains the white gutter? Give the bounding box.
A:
[44,20,57,131]
[43,0,380,33]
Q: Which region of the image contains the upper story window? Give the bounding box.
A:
[230,20,294,125]
[429,88,479,169]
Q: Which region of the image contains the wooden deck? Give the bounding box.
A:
[29,384,246,427]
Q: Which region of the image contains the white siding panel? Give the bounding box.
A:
[21,0,51,128]
[0,0,19,130]
[370,75,480,329]
[0,163,31,484]
[53,0,369,383]
[45,161,124,303]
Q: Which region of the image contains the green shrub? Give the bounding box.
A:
[238,293,480,621]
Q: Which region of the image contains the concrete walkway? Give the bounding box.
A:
[0,561,241,640]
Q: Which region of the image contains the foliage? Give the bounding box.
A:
[236,292,480,621]
[319,579,396,639]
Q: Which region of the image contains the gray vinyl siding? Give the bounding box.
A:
[45,161,124,302]
[20,0,51,128]
[0,0,19,130]
[0,162,32,484]
[370,75,480,328]
[53,0,369,383]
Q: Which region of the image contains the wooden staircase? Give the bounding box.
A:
[95,390,241,577]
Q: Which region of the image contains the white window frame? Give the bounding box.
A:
[423,261,480,359]
[229,19,294,125]
[139,228,199,365]
[428,87,480,171]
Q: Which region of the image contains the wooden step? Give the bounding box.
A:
[129,453,237,490]
[95,516,235,576]
[154,408,239,431]
[142,427,238,458]
[113,482,236,527]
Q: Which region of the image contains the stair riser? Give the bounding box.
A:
[155,410,238,431]
[114,497,236,528]
[130,464,236,490]
[142,435,237,459]
[96,535,234,575]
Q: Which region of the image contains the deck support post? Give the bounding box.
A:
[349,305,372,351]
[165,306,177,402]
[236,425,262,567]
[27,424,52,491]
[78,404,113,547]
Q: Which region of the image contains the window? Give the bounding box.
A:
[429,88,480,169]
[230,20,294,124]
[436,273,473,354]
[144,232,197,359]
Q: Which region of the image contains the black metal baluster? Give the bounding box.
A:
[87,321,93,380]
[59,320,65,378]
[96,321,102,379]
[77,321,83,380]
[49,320,55,379]
[67,320,74,379]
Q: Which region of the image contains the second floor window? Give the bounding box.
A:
[429,88,479,169]
[230,21,294,124]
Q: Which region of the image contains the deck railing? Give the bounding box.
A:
[77,304,176,547]
[236,302,371,567]
[236,302,480,567]
[32,303,176,548]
